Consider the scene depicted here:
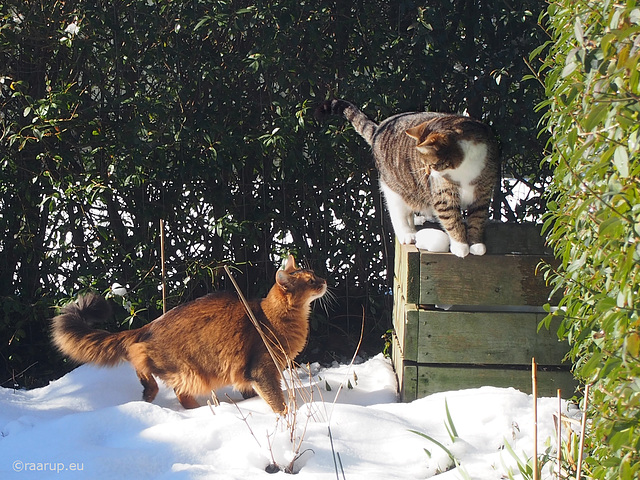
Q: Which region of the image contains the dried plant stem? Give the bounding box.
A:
[532,358,539,480]
[223,265,292,394]
[227,393,262,450]
[327,311,365,422]
[160,219,167,314]
[328,426,341,480]
[223,264,315,474]
[220,264,358,476]
[576,383,590,480]
[265,428,278,468]
[557,389,562,478]
[337,452,346,480]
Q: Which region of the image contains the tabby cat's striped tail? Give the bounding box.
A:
[316,99,378,145]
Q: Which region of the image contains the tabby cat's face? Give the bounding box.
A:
[406,124,464,174]
[423,152,458,173]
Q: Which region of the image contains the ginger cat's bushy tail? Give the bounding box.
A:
[51,294,138,367]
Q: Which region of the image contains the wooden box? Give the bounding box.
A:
[392,223,576,401]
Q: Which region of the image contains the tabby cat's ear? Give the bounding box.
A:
[405,123,427,142]
[417,132,449,154]
[283,254,298,273]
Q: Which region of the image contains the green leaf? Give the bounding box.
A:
[574,17,584,46]
[599,216,623,237]
[626,333,640,359]
[583,103,608,132]
[193,16,211,31]
[613,146,630,177]
[595,296,617,312]
[409,430,456,463]
[444,399,459,440]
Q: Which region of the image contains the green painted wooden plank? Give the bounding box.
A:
[391,331,403,383]
[394,241,421,305]
[418,253,554,306]
[402,365,418,402]
[414,310,568,366]
[405,245,421,304]
[413,365,578,399]
[483,222,552,255]
[402,306,420,362]
[411,222,551,255]
[392,331,418,402]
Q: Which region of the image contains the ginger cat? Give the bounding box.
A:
[51,256,327,413]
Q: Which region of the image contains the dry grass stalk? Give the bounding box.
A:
[160,219,167,314]
[576,383,590,480]
[223,265,292,394]
[221,264,320,473]
[532,357,538,480]
[218,264,364,475]
[557,389,562,478]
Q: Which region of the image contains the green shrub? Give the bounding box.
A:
[1,0,548,385]
[535,1,640,478]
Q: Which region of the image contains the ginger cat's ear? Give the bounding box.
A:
[405,123,427,142]
[283,254,298,273]
[276,270,292,290]
[275,255,298,290]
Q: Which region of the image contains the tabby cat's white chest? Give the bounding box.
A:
[435,139,488,208]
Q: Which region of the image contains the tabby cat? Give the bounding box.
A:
[317,99,499,257]
[51,255,326,413]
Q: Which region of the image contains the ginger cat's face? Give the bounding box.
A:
[275,255,327,304]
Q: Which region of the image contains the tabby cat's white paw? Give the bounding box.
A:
[413,214,427,226]
[397,232,417,244]
[469,243,486,256]
[415,229,450,252]
[449,241,470,258]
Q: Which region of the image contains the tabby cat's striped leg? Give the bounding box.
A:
[433,189,469,258]
[465,198,491,256]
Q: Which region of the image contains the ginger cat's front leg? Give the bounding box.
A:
[250,357,287,415]
[175,391,200,409]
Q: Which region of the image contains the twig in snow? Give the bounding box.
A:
[328,425,342,480]
[226,393,262,450]
[532,358,538,480]
[557,389,562,478]
[576,383,590,480]
[337,452,346,480]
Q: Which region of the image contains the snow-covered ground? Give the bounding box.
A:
[0,354,567,479]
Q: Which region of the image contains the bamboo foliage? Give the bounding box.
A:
[533,1,640,478]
